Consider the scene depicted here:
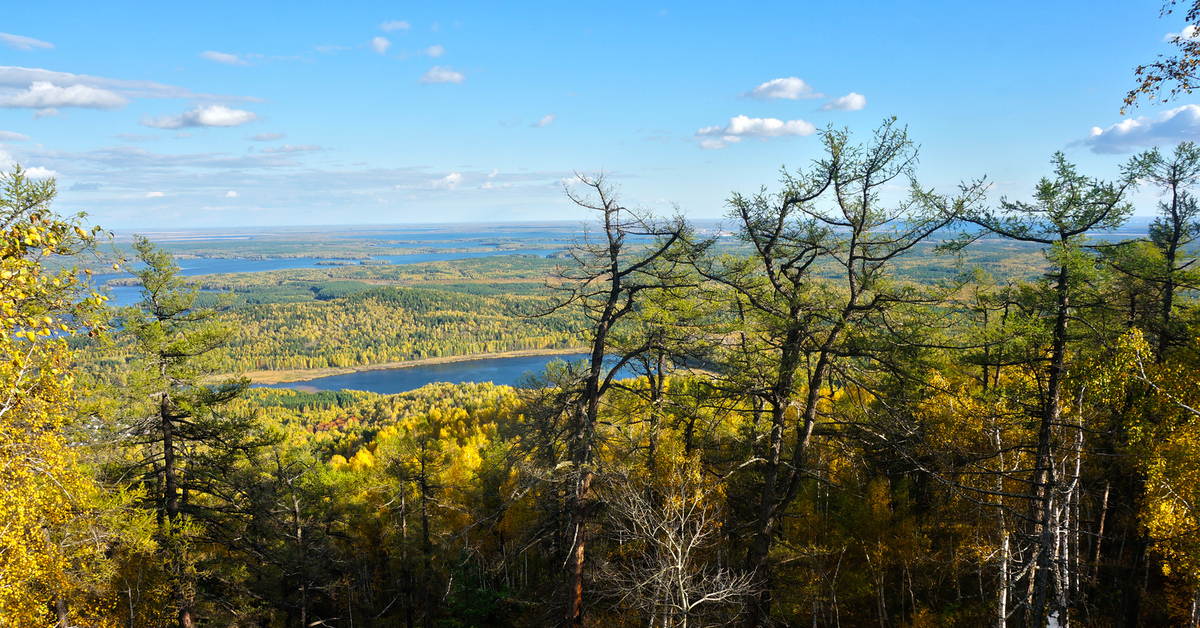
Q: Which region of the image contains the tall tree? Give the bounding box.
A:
[962,152,1149,626]
[541,174,690,627]
[700,118,986,626]
[114,236,257,628]
[1146,141,1200,356]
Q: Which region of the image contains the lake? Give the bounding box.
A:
[261,353,594,394]
[99,248,565,307]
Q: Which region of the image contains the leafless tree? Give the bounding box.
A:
[598,463,756,628]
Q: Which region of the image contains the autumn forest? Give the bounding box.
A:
[8,119,1200,628]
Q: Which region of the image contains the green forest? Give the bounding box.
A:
[10,119,1200,628]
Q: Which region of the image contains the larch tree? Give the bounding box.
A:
[1145,141,1200,357]
[697,118,986,627]
[539,174,691,627]
[961,152,1150,627]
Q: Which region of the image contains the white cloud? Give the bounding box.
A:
[419,66,465,84]
[261,144,322,153]
[532,114,556,127]
[23,166,57,178]
[432,172,463,189]
[821,92,867,111]
[0,66,261,102]
[200,50,250,66]
[368,37,392,54]
[1165,24,1200,41]
[381,20,410,32]
[225,190,239,197]
[0,81,127,110]
[1083,104,1200,153]
[0,33,53,52]
[423,45,445,58]
[0,131,29,141]
[251,132,286,141]
[696,115,816,149]
[488,168,499,178]
[141,105,259,129]
[146,191,165,198]
[745,77,822,100]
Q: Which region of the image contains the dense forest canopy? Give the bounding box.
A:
[8,123,1200,628]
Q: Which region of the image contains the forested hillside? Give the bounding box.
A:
[9,125,1200,628]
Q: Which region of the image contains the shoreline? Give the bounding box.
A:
[237,347,587,384]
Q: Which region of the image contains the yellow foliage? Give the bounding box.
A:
[0,168,118,627]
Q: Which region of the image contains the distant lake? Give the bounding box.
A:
[98,248,564,307]
[261,353,598,395]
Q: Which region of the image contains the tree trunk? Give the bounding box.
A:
[567,401,595,628]
[1032,262,1071,626]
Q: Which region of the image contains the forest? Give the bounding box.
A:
[7,117,1200,628]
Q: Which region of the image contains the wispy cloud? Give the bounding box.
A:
[146,191,165,198]
[419,66,465,84]
[141,105,259,129]
[398,45,446,60]
[0,66,262,102]
[9,142,581,225]
[696,115,817,149]
[113,133,158,143]
[0,33,53,52]
[225,190,239,197]
[744,77,822,100]
[380,20,410,32]
[1082,104,1200,154]
[368,37,392,54]
[0,131,30,141]
[820,92,866,111]
[261,144,322,153]
[532,114,556,128]
[200,50,250,66]
[0,81,127,110]
[250,132,286,141]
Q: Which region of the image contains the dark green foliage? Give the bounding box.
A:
[438,553,520,628]
[312,280,373,300]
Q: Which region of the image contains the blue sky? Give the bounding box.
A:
[0,1,1193,227]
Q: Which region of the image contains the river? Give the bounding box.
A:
[260,353,598,394]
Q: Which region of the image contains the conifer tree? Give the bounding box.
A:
[114,236,257,628]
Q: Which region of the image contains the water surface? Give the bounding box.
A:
[262,353,591,395]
